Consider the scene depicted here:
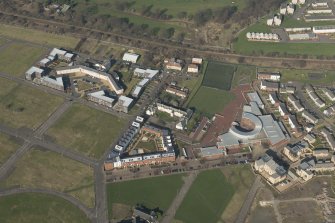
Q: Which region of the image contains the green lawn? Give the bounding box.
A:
[0,24,79,48]
[0,37,7,46]
[233,20,335,57]
[107,174,185,219]
[188,86,234,116]
[202,62,235,90]
[136,139,157,152]
[220,165,256,222]
[0,133,21,165]
[0,42,46,77]
[0,78,64,129]
[0,149,95,208]
[47,103,127,159]
[175,169,235,223]
[0,193,90,223]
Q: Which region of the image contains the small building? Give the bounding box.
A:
[322,88,335,101]
[257,72,281,81]
[287,3,295,14]
[87,90,115,108]
[274,15,282,26]
[35,76,64,91]
[280,4,287,14]
[166,62,182,71]
[302,111,318,124]
[122,52,139,63]
[247,92,265,109]
[166,86,188,98]
[296,159,315,181]
[38,58,52,67]
[254,154,286,184]
[187,64,199,73]
[25,66,44,80]
[288,115,300,131]
[278,103,289,118]
[114,96,134,113]
[283,141,309,162]
[133,68,159,79]
[132,86,143,98]
[198,146,225,159]
[269,93,280,106]
[267,18,274,26]
[321,128,335,150]
[260,80,279,91]
[280,84,296,94]
[192,58,203,65]
[313,149,329,158]
[287,95,304,112]
[324,105,335,117]
[304,133,316,145]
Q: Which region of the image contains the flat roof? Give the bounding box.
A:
[26,66,44,75]
[199,147,224,157]
[118,95,133,107]
[88,90,115,103]
[259,115,286,145]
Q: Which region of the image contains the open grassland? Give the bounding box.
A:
[202,62,235,90]
[107,174,185,219]
[258,67,335,84]
[175,169,235,223]
[233,21,335,57]
[0,24,79,48]
[0,133,21,165]
[47,103,126,159]
[0,149,95,208]
[0,193,90,223]
[0,42,46,77]
[188,86,234,116]
[232,64,256,87]
[0,37,7,46]
[220,165,255,222]
[0,78,64,129]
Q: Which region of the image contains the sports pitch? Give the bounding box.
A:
[107,174,185,219]
[202,62,235,90]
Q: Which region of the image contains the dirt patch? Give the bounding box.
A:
[279,201,324,223]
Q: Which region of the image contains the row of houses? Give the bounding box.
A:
[305,85,325,108]
[131,68,159,98]
[164,57,202,73]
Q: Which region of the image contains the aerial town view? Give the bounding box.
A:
[1,0,335,223]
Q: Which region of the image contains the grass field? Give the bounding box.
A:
[202,62,235,90]
[258,67,335,84]
[0,133,21,165]
[0,78,64,129]
[0,37,7,46]
[188,86,234,116]
[220,165,255,222]
[0,193,89,223]
[107,174,185,219]
[232,64,256,87]
[0,149,95,207]
[175,169,235,223]
[233,21,335,57]
[47,103,126,159]
[0,24,79,48]
[0,42,46,77]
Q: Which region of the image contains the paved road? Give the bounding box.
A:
[235,176,263,223]
[161,171,198,223]
[0,187,96,221]
[0,141,32,180]
[33,100,73,137]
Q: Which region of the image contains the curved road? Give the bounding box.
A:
[0,187,96,221]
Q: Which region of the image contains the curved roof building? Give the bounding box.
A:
[229,112,263,139]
